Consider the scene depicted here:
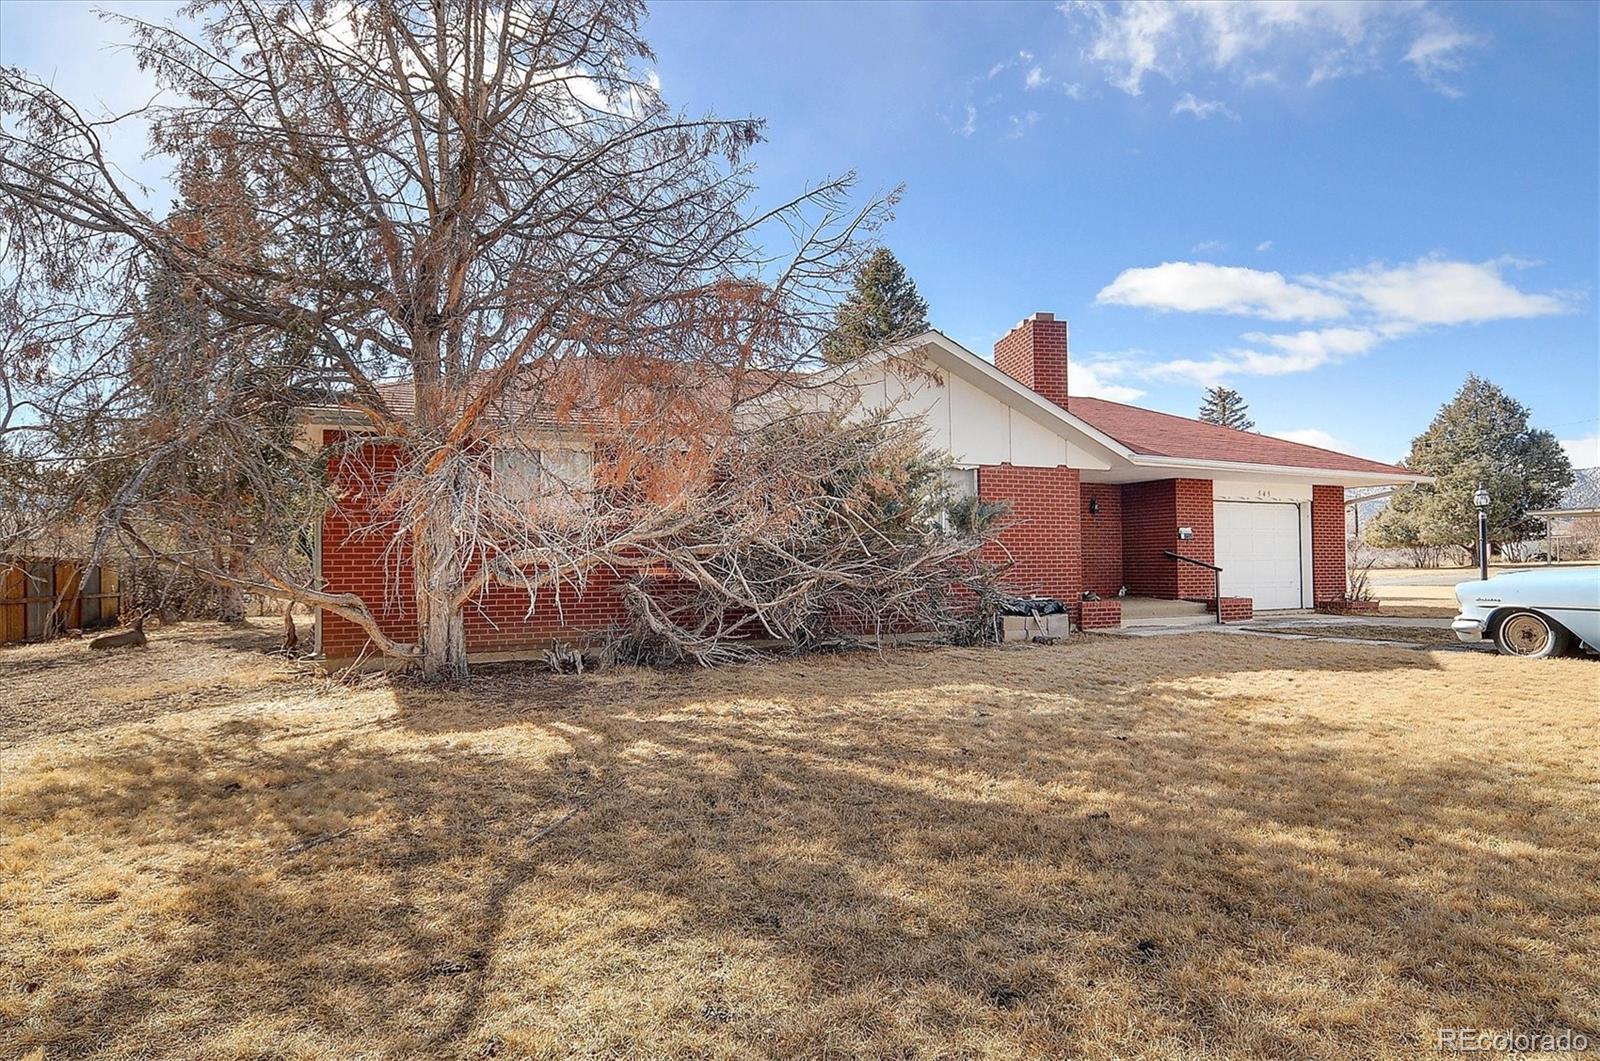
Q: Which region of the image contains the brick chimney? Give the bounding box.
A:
[994,312,1068,408]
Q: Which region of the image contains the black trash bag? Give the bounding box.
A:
[996,595,1067,616]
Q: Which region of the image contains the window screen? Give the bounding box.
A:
[941,467,978,501]
[493,445,594,511]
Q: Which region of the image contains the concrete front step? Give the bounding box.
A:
[1121,613,1221,629]
[1117,596,1213,628]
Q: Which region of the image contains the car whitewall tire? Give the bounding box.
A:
[1493,611,1571,659]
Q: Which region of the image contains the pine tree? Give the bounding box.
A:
[1367,374,1574,552]
[1198,386,1254,430]
[821,248,931,364]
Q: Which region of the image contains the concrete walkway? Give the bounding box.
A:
[1103,609,1494,651]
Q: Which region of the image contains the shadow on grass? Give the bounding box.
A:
[5,627,1595,1059]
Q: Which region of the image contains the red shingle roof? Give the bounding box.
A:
[1066,396,1413,476]
[326,360,798,429]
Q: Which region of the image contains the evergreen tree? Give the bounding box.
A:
[1367,374,1574,553]
[821,248,930,364]
[1198,386,1254,430]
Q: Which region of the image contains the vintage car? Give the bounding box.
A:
[1453,566,1600,658]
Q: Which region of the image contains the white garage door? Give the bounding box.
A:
[1214,502,1303,611]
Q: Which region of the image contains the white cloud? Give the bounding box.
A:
[1191,239,1226,254]
[1096,262,1347,321]
[1323,257,1568,325]
[1067,0,1481,99]
[1142,345,1357,386]
[1405,14,1483,98]
[1171,92,1238,120]
[1560,434,1600,468]
[1072,361,1146,402]
[1271,428,1351,452]
[1006,110,1041,138]
[1077,0,1178,95]
[961,51,1080,136]
[1242,325,1394,359]
[987,49,1035,81]
[1255,240,1273,252]
[1097,255,1572,386]
[1097,257,1570,327]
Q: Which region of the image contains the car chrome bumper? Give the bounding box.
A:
[1452,616,1485,643]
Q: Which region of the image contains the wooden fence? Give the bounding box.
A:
[1,558,123,644]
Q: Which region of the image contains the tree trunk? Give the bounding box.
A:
[414,490,469,679]
[215,546,248,623]
[217,584,247,623]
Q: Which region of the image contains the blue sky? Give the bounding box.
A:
[3,0,1596,464]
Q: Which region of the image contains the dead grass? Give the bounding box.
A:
[2,619,1597,1059]
[1368,581,1462,619]
[1243,624,1463,646]
[1375,604,1459,619]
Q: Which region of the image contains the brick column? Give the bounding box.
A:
[1311,484,1345,604]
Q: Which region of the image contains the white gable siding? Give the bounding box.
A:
[844,359,1108,470]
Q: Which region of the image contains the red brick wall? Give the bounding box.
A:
[1311,484,1345,604]
[979,464,1082,613]
[462,565,632,655]
[1172,479,1216,599]
[1080,482,1124,597]
[993,313,1069,408]
[1079,599,1121,629]
[1119,478,1214,599]
[319,435,632,661]
[319,438,416,660]
[1210,596,1253,623]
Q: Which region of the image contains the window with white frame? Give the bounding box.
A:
[941,466,978,502]
[939,466,978,530]
[493,444,594,513]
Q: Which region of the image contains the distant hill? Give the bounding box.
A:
[1558,467,1600,510]
[1346,485,1396,528]
[1348,468,1599,523]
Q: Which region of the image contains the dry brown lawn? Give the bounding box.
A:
[1375,604,1459,619]
[1368,578,1470,619]
[2,620,1597,1060]
[1242,623,1463,647]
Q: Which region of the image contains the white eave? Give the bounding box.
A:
[1102,454,1434,488]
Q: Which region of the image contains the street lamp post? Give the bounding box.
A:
[1473,485,1491,582]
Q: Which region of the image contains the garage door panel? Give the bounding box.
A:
[1215,501,1303,610]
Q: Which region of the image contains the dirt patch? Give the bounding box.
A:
[3,619,1596,1059]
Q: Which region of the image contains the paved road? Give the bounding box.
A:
[1371,567,1499,588]
[1368,564,1589,588]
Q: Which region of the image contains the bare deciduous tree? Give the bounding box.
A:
[2,0,999,676]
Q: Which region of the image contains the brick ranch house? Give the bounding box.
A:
[299,312,1428,662]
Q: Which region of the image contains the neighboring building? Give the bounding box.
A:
[1529,467,1600,560]
[299,312,1428,662]
[1345,486,1398,538]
